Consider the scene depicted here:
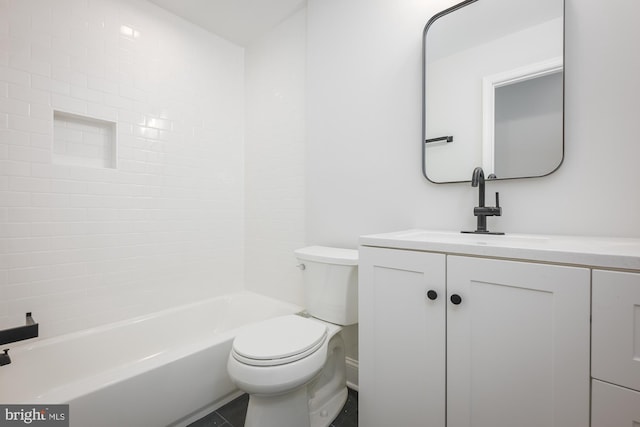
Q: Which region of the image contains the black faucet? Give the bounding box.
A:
[0,349,10,366]
[462,167,504,235]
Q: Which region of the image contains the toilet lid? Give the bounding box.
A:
[232,315,328,367]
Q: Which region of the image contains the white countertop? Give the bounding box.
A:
[359,229,640,271]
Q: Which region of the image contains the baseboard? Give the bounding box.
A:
[345,356,359,391]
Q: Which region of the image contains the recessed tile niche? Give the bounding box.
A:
[53,111,116,169]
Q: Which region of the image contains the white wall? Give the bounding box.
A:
[307,0,640,247]
[244,9,307,306]
[0,0,245,337]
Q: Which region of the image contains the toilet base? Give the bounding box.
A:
[310,386,348,427]
[244,386,309,427]
[243,385,348,427]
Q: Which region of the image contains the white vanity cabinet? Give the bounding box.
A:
[358,230,640,427]
[358,247,446,427]
[446,255,590,427]
[591,270,640,426]
[359,245,590,427]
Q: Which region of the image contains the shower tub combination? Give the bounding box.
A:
[0,292,302,427]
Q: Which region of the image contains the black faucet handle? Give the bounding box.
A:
[494,192,502,217]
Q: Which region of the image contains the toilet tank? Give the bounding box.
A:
[294,246,358,326]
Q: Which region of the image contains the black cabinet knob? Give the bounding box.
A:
[426,290,438,300]
[450,294,462,305]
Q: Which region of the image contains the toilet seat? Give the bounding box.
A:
[232,315,328,367]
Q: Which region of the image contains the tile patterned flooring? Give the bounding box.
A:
[188,388,358,427]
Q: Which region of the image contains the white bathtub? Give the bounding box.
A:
[0,292,302,427]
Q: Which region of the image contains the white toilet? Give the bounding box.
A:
[227,246,358,427]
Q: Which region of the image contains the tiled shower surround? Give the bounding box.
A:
[0,0,246,337]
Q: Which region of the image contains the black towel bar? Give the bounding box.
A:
[425,135,453,144]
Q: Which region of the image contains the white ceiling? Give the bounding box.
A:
[147,0,307,46]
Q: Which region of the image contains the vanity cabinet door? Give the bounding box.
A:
[359,246,446,427]
[446,256,590,427]
[591,380,640,426]
[592,270,640,392]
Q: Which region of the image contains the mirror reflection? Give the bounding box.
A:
[423,0,564,183]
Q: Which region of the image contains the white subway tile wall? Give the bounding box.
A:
[0,0,245,338]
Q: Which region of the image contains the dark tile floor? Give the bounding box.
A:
[188,388,358,427]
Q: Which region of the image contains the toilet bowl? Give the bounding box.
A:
[226,246,358,427]
[228,315,330,395]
